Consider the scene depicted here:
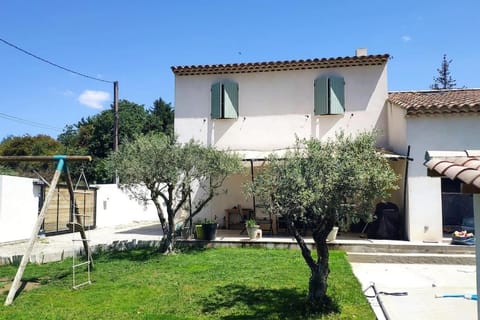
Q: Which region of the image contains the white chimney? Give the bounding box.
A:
[355,48,368,57]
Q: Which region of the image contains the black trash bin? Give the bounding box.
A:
[367,202,401,240]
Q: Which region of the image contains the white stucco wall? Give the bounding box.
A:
[174,64,389,153]
[210,171,256,228]
[0,175,40,243]
[387,103,408,154]
[406,115,480,177]
[94,184,159,227]
[407,176,443,241]
[404,114,480,242]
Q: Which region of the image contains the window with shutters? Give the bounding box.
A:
[211,81,239,119]
[314,75,345,115]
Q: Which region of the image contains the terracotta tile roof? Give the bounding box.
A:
[171,54,389,76]
[424,150,480,188]
[388,89,480,116]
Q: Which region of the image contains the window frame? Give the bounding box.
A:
[211,81,239,119]
[314,75,345,115]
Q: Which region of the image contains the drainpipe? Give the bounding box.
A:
[402,145,411,240]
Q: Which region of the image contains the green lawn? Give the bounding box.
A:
[0,247,374,319]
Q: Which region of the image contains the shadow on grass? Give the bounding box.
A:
[92,244,207,262]
[201,284,339,320]
[94,246,162,262]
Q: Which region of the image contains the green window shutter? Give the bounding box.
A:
[223,81,239,118]
[211,82,222,119]
[329,75,345,114]
[314,76,328,115]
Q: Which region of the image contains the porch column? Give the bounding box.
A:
[473,194,480,319]
[249,159,256,216]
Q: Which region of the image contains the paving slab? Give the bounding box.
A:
[351,263,477,320]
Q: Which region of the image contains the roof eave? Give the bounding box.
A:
[171,54,390,76]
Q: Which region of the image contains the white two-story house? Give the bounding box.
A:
[172,49,407,235]
[172,49,480,242]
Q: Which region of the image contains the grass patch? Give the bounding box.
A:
[0,247,374,319]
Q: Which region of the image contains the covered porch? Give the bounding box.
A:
[209,149,411,238]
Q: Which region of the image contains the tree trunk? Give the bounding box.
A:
[159,186,176,254]
[163,210,176,253]
[149,186,173,254]
[160,228,175,254]
[152,198,167,234]
[287,218,330,305]
[158,218,175,254]
[308,236,330,304]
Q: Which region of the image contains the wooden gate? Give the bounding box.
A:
[38,183,97,235]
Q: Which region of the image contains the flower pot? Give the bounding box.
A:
[195,224,205,240]
[202,223,218,241]
[181,227,192,239]
[247,225,262,240]
[327,226,339,242]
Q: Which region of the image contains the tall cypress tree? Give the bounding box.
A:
[431,54,457,90]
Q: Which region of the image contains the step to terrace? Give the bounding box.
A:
[338,241,476,265]
[180,235,476,265]
[330,241,475,254]
[347,252,475,265]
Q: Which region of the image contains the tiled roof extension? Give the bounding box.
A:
[388,89,480,116]
[425,150,480,189]
[171,54,389,76]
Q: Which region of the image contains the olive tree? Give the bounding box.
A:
[107,133,243,252]
[250,131,398,307]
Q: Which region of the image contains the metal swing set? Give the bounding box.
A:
[0,155,94,306]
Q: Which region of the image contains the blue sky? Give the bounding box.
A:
[1,1,479,141]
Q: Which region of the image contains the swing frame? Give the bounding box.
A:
[0,155,92,306]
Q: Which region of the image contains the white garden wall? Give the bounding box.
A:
[0,176,159,244]
[0,175,40,243]
[94,184,158,227]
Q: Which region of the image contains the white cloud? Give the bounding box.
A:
[401,35,412,42]
[78,90,110,109]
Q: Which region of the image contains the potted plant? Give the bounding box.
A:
[245,219,262,240]
[201,218,218,241]
[194,222,205,240]
[327,226,339,242]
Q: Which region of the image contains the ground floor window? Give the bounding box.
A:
[441,178,474,233]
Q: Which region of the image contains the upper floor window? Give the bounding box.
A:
[211,81,239,119]
[314,75,345,115]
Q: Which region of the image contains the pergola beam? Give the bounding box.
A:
[0,155,92,162]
